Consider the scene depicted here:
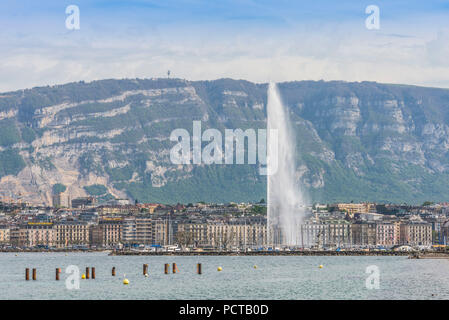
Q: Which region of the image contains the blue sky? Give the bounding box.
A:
[0,0,448,91]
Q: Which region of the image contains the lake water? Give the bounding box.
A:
[0,252,448,300]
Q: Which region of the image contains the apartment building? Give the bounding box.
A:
[90,218,123,247]
[301,220,352,247]
[351,222,377,246]
[152,219,169,246]
[122,217,137,244]
[207,223,258,249]
[121,215,171,246]
[0,226,9,244]
[336,203,376,217]
[10,227,26,247]
[176,221,267,248]
[17,222,56,247]
[54,221,90,247]
[177,222,207,247]
[400,222,432,246]
[376,222,400,246]
[136,216,153,244]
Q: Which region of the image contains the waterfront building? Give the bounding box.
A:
[121,216,169,246]
[442,221,449,245]
[207,223,230,249]
[122,217,137,244]
[301,220,352,248]
[351,222,377,246]
[177,223,207,247]
[176,221,267,249]
[0,226,9,245]
[207,222,267,249]
[55,221,89,248]
[301,220,326,247]
[90,218,123,247]
[10,227,27,247]
[136,216,153,244]
[428,216,446,244]
[245,223,267,247]
[327,220,352,247]
[152,218,169,246]
[400,222,432,246]
[376,222,400,247]
[22,222,56,247]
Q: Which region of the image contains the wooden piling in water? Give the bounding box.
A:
[32,268,36,281]
[112,267,116,276]
[143,264,148,275]
[25,268,29,281]
[172,263,177,273]
[197,263,202,275]
[56,268,61,280]
[164,263,169,274]
[92,267,96,279]
[86,267,90,279]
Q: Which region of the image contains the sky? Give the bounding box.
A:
[0,0,449,92]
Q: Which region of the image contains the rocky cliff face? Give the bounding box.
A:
[0,78,449,205]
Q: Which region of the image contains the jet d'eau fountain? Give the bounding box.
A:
[267,82,306,246]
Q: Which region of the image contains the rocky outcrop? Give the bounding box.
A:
[1,79,449,204]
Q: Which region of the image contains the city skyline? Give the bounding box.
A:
[0,199,444,250]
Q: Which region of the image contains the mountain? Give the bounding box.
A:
[0,78,449,205]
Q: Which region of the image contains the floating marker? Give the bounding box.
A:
[81,273,86,279]
[319,265,323,269]
[253,265,257,269]
[217,267,222,272]
[123,274,129,285]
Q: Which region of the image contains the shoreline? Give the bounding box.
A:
[110,250,416,256]
[1,249,447,259]
[0,249,110,253]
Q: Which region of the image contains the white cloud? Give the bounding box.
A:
[1,23,449,92]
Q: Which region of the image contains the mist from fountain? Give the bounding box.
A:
[267,82,306,246]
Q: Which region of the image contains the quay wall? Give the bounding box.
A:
[109,250,421,256]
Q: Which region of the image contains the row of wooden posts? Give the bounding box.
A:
[141,263,202,275]
[84,267,96,279]
[25,263,203,280]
